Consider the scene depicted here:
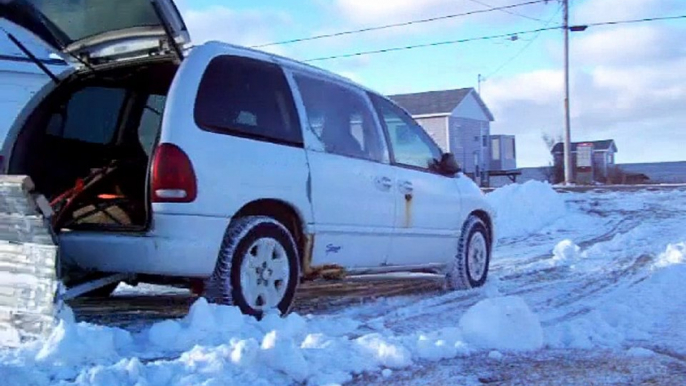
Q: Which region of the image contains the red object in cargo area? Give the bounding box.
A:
[151,143,197,203]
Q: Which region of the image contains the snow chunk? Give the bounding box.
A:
[486,181,566,239]
[626,347,656,357]
[553,239,581,261]
[488,350,504,360]
[355,334,412,369]
[459,296,543,351]
[654,242,685,268]
[382,368,393,378]
[261,331,310,382]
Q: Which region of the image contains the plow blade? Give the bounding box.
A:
[0,176,59,347]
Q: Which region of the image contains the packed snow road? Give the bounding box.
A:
[2,182,686,385]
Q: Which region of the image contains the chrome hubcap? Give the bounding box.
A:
[467,232,488,281]
[240,238,290,310]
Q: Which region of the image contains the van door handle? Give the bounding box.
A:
[398,180,413,194]
[375,176,393,191]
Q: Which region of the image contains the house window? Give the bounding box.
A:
[504,138,515,160]
[607,152,614,164]
[474,136,479,142]
[492,138,500,160]
[482,135,488,147]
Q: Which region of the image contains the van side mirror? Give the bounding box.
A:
[438,153,461,175]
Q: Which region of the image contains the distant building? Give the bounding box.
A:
[490,134,517,171]
[389,88,497,186]
[551,139,618,183]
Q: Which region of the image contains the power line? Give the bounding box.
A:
[252,0,550,48]
[465,0,544,22]
[483,2,563,80]
[304,14,686,62]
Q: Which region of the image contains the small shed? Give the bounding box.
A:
[551,139,618,183]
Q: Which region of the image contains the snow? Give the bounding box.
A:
[0,296,544,386]
[2,185,686,385]
[626,347,656,357]
[459,296,543,352]
[486,181,567,239]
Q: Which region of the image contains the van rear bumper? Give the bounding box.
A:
[59,213,230,278]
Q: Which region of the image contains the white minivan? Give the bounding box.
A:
[1,0,495,317]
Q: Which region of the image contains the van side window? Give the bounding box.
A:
[295,75,388,162]
[135,94,166,157]
[194,56,302,146]
[46,87,126,144]
[370,94,442,170]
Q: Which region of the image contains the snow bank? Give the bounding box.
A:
[0,296,545,386]
[546,242,686,349]
[486,181,566,239]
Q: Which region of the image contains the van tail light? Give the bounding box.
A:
[151,143,197,203]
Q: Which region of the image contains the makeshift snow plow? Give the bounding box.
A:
[0,175,59,346]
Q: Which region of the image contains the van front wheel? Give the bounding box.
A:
[446,216,491,290]
[204,216,300,318]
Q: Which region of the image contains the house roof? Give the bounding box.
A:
[551,140,618,154]
[389,88,494,121]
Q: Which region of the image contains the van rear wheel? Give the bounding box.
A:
[204,216,300,318]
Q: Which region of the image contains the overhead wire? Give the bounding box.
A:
[303,14,686,62]
[483,1,563,80]
[465,0,544,22]
[251,0,550,48]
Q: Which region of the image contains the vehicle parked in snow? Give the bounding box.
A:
[1,0,495,317]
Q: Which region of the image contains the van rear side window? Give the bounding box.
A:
[194,56,302,146]
[46,87,125,144]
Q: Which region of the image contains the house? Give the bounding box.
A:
[0,20,68,139]
[389,88,495,186]
[551,139,618,183]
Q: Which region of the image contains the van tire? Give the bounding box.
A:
[204,216,300,318]
[446,216,491,290]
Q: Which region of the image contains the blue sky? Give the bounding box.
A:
[5,0,681,167]
[177,0,686,167]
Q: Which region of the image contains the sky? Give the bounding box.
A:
[176,0,686,167]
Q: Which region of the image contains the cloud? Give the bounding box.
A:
[572,0,682,23]
[481,0,686,167]
[483,55,686,166]
[176,2,293,55]
[333,0,551,27]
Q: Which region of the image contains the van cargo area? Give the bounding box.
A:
[7,60,179,232]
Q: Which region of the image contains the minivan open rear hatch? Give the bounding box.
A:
[0,0,190,66]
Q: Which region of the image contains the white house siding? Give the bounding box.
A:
[415,116,449,152]
[449,116,490,176]
[0,20,66,148]
[452,91,488,121]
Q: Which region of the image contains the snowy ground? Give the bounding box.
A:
[2,182,686,385]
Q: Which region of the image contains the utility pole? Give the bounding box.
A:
[478,74,483,95]
[562,0,573,184]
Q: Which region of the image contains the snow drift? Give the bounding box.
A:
[486,181,566,239]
